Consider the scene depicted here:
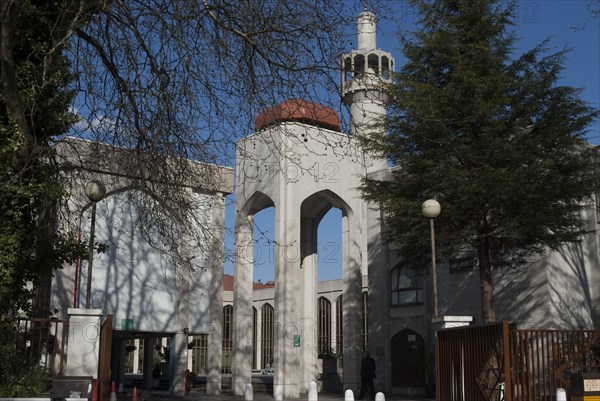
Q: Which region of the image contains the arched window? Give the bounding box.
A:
[344,57,353,82]
[354,54,365,77]
[367,53,379,74]
[381,56,390,79]
[317,297,332,357]
[222,305,233,373]
[335,295,343,357]
[391,265,424,305]
[261,304,274,368]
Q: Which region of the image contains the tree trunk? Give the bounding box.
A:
[1,0,37,171]
[478,236,496,322]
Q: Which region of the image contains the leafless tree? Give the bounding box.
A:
[3,0,398,288]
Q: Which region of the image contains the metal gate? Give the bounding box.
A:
[437,321,512,401]
[17,317,68,376]
[510,329,600,401]
[437,322,600,401]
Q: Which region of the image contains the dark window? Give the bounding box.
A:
[391,265,424,305]
[222,305,233,373]
[317,297,332,357]
[449,256,475,273]
[191,334,208,374]
[335,295,343,357]
[261,304,274,368]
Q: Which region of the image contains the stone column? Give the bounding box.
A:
[300,216,319,389]
[342,216,363,393]
[207,192,225,394]
[274,200,302,399]
[170,332,188,395]
[232,212,254,394]
[255,306,263,370]
[66,308,103,378]
[171,203,191,396]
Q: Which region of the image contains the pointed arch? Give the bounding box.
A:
[300,189,354,223]
[239,190,275,216]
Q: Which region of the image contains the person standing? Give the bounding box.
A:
[358,351,376,400]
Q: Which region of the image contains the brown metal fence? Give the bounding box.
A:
[17,317,68,376]
[437,321,512,401]
[437,322,600,401]
[511,329,600,401]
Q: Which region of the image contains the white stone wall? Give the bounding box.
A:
[51,139,232,334]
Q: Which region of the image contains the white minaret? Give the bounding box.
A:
[341,9,394,174]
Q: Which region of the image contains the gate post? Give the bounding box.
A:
[66,308,103,377]
[502,321,513,401]
[98,315,113,401]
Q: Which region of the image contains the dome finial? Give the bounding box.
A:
[364,1,368,12]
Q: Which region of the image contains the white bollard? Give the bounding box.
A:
[274,385,284,401]
[308,381,318,401]
[375,392,385,401]
[244,383,254,401]
[345,389,355,401]
[556,388,567,401]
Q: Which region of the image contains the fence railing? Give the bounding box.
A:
[437,321,511,401]
[437,323,600,401]
[510,329,600,401]
[17,317,68,376]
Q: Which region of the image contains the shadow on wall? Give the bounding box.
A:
[67,188,217,334]
[493,259,549,327]
[546,241,595,329]
[493,237,596,329]
[436,254,548,325]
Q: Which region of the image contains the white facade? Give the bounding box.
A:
[50,138,233,395]
[233,121,367,398]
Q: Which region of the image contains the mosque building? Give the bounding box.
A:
[47,8,599,400]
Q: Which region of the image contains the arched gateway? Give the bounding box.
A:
[232,100,366,398]
[231,10,395,399]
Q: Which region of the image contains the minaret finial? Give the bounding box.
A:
[364,2,368,12]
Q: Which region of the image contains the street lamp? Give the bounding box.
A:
[422,199,441,318]
[84,180,107,309]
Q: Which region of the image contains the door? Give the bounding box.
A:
[391,328,426,387]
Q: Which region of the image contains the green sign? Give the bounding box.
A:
[293,335,301,347]
[120,319,135,330]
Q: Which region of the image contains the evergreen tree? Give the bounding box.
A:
[361,0,599,322]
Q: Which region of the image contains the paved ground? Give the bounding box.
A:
[117,389,435,401]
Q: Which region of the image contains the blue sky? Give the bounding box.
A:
[224,1,600,283]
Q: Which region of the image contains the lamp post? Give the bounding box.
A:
[422,199,441,318]
[84,180,106,309]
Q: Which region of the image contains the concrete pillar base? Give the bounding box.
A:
[65,308,103,378]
